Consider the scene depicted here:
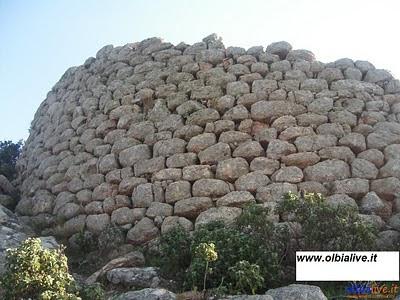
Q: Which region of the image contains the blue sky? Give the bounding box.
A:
[1,0,400,142]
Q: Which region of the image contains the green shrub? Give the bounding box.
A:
[0,238,78,300]
[158,225,191,283]
[229,260,264,295]
[187,221,257,290]
[97,224,125,253]
[74,230,98,254]
[0,140,22,181]
[277,192,377,251]
[158,194,377,294]
[78,283,105,300]
[158,206,291,293]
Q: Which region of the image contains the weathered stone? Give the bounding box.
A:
[132,183,154,208]
[0,175,17,195]
[304,160,350,182]
[266,41,292,59]
[331,178,369,198]
[85,251,145,285]
[192,179,231,197]
[318,68,343,83]
[86,214,110,234]
[295,134,337,152]
[298,181,328,195]
[166,153,198,168]
[360,192,387,215]
[326,194,358,210]
[351,158,378,179]
[216,157,249,182]
[165,181,191,203]
[182,165,213,181]
[251,101,306,122]
[113,288,176,300]
[384,144,400,161]
[279,126,315,141]
[187,133,216,153]
[174,197,213,219]
[161,216,193,233]
[265,284,327,300]
[380,159,400,179]
[126,217,159,245]
[107,267,160,288]
[111,207,140,225]
[318,146,355,163]
[198,142,231,164]
[152,168,182,181]
[219,131,252,146]
[119,177,147,195]
[339,133,366,153]
[301,79,328,93]
[256,183,298,202]
[272,166,304,183]
[376,230,400,250]
[153,138,186,157]
[371,177,400,200]
[281,152,320,168]
[266,139,297,160]
[216,191,255,208]
[364,69,393,83]
[250,157,279,175]
[119,145,151,167]
[271,115,297,132]
[134,157,165,177]
[235,171,270,192]
[146,202,173,218]
[316,123,345,138]
[357,149,385,167]
[195,207,242,228]
[186,108,220,126]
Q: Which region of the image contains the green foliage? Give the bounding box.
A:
[229,260,264,295]
[97,224,125,253]
[78,283,105,300]
[187,221,257,290]
[0,140,22,181]
[75,230,98,254]
[157,194,377,295]
[235,204,290,285]
[277,192,377,251]
[0,238,78,300]
[158,225,191,283]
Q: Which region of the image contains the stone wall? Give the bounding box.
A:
[15,34,400,245]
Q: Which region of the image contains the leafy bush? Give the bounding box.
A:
[0,140,22,181]
[0,238,78,300]
[187,221,258,290]
[157,192,377,294]
[159,208,289,293]
[74,230,98,254]
[158,225,191,283]
[78,283,105,300]
[0,238,106,300]
[277,192,377,251]
[229,260,264,295]
[97,224,125,254]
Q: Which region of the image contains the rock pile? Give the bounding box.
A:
[15,34,400,246]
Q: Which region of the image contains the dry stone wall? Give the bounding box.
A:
[15,34,400,245]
